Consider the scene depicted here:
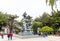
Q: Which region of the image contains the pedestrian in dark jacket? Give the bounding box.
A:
[7,34,10,40]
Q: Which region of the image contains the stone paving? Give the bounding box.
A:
[0,35,60,41]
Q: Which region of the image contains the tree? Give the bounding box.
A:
[46,0,60,11]
[35,12,50,22]
[0,11,19,32]
[35,12,50,26]
[0,12,8,31]
[32,21,42,34]
[34,11,60,33]
[7,14,18,32]
[33,12,52,28]
[40,12,50,22]
[0,12,8,24]
[18,21,23,27]
[49,11,60,31]
[34,17,41,22]
[57,27,60,32]
[40,26,54,32]
[46,0,60,32]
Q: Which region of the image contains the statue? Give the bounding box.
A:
[23,12,27,18]
[19,12,39,38]
[20,12,32,35]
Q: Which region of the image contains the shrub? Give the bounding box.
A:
[40,26,54,32]
[15,28,20,34]
[58,28,60,32]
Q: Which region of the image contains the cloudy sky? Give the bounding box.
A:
[0,0,60,21]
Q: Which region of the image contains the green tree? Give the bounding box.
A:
[7,14,18,32]
[35,12,50,23]
[46,0,55,11]
[49,11,60,31]
[40,26,54,32]
[15,28,20,34]
[34,11,60,32]
[34,17,41,22]
[40,12,50,22]
[46,0,59,11]
[0,12,8,31]
[0,12,8,24]
[35,12,50,26]
[32,21,42,34]
[18,21,23,27]
[58,28,60,32]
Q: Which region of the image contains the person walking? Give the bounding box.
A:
[1,32,4,39]
[7,34,10,40]
[1,34,3,39]
[9,32,13,40]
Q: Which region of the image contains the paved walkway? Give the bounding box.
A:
[0,35,60,41]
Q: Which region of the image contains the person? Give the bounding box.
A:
[7,34,10,40]
[1,32,4,39]
[41,32,43,36]
[38,32,41,36]
[1,34,3,39]
[43,32,47,37]
[37,31,41,36]
[45,32,48,36]
[9,32,13,40]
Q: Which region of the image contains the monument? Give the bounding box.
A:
[19,12,39,38]
[21,12,32,35]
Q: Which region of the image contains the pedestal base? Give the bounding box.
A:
[16,33,39,39]
[18,31,40,39]
[19,31,33,35]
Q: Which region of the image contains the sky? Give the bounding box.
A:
[0,0,60,21]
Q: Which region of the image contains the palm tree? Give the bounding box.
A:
[46,0,59,11]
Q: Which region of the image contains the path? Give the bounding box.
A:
[0,35,60,41]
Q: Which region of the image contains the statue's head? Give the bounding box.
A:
[23,12,27,18]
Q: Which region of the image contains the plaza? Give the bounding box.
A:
[0,34,60,41]
[0,0,60,41]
